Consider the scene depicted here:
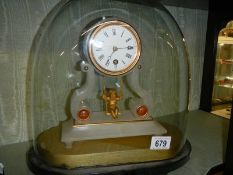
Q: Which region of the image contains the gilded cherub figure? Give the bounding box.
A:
[102,88,122,119]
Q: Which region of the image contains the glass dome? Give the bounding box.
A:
[27,0,190,171]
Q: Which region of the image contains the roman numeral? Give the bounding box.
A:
[98,54,104,61]
[112,28,116,36]
[125,53,132,59]
[126,38,131,43]
[104,31,109,38]
[96,48,103,51]
[127,46,133,50]
[121,30,125,37]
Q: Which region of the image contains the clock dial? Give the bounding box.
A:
[88,20,141,76]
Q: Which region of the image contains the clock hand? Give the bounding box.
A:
[116,46,134,50]
[108,46,118,60]
[108,52,114,60]
[107,44,132,63]
[105,51,115,66]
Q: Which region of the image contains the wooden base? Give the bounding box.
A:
[36,122,184,169]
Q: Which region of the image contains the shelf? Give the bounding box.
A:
[216,59,233,65]
[215,76,233,88]
[214,83,233,89]
[212,98,232,106]
[218,36,233,45]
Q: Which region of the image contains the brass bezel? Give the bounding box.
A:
[88,20,141,76]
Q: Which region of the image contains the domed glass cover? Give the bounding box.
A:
[27,0,189,169]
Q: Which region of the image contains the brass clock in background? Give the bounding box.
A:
[87,20,141,76]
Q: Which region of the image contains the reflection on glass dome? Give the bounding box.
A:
[27,0,190,171]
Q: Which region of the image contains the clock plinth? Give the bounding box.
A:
[61,114,167,148]
[32,122,186,169]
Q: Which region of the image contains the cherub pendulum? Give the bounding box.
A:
[102,88,122,119]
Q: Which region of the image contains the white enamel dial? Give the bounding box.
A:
[88,20,141,76]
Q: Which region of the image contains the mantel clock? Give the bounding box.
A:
[27,0,191,174]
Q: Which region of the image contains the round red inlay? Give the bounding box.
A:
[136,105,148,117]
[77,109,90,120]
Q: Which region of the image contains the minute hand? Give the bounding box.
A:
[116,46,134,50]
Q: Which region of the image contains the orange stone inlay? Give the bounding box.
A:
[77,109,90,120]
[136,105,148,117]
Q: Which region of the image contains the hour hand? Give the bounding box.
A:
[105,59,110,66]
[108,47,116,59]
